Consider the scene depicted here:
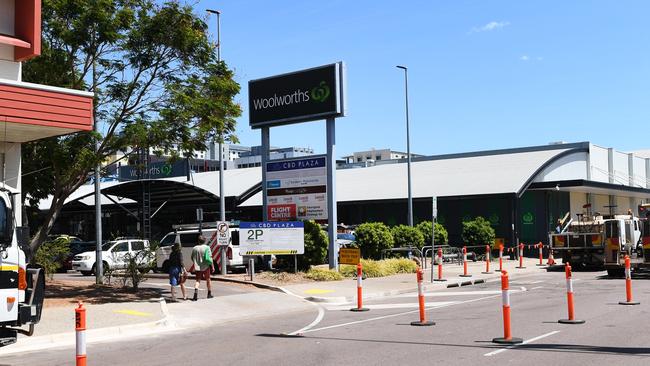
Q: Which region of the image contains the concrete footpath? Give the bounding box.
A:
[0,257,549,356]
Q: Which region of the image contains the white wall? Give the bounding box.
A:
[589,144,609,183]
[613,150,630,185]
[533,151,588,182]
[570,191,588,218]
[632,156,647,187]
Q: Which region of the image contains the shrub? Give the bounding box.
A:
[461,216,496,246]
[391,225,425,249]
[119,249,155,290]
[355,222,394,260]
[339,258,418,278]
[383,258,418,274]
[416,221,448,246]
[305,268,344,281]
[297,220,328,270]
[34,236,71,279]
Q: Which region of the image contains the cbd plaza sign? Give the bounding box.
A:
[248,62,345,128]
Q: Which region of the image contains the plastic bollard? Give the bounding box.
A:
[492,271,523,344]
[619,256,640,305]
[536,242,545,266]
[76,301,87,366]
[482,245,493,274]
[350,263,369,312]
[459,246,472,277]
[411,268,435,326]
[499,244,504,271]
[559,263,585,324]
[516,243,526,269]
[434,248,447,282]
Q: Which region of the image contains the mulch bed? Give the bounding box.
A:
[44,279,162,308]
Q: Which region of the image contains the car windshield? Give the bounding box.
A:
[101,241,117,251]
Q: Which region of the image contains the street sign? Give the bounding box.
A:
[248,62,345,128]
[432,196,437,218]
[216,221,229,247]
[265,156,328,221]
[240,221,304,255]
[196,208,204,223]
[339,248,360,265]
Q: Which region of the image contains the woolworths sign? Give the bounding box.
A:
[248,62,345,128]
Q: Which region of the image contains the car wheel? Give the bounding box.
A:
[80,271,92,276]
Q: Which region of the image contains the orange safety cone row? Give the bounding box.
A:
[76,301,87,366]
[411,267,435,326]
[459,246,472,277]
[499,244,504,271]
[482,245,493,274]
[619,256,640,306]
[558,263,585,324]
[434,248,447,282]
[516,243,526,269]
[492,271,523,344]
[350,263,369,312]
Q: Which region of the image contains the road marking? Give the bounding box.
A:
[299,294,500,335]
[113,310,153,317]
[325,301,458,311]
[395,289,525,298]
[484,330,560,356]
[531,286,544,290]
[304,289,335,295]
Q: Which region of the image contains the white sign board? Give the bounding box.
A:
[240,221,305,255]
[265,156,327,221]
[216,221,230,247]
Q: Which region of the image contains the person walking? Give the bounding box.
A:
[168,242,187,301]
[190,236,214,301]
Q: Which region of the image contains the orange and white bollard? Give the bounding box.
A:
[536,242,545,266]
[492,271,523,344]
[350,263,369,312]
[482,245,493,274]
[499,244,504,271]
[75,301,87,366]
[411,267,435,326]
[516,243,526,269]
[433,248,447,282]
[619,256,640,306]
[459,246,472,277]
[558,263,585,324]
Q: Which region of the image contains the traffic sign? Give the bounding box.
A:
[339,248,360,265]
[240,221,304,255]
[216,221,229,247]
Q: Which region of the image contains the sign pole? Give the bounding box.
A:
[327,117,338,269]
[261,127,272,269]
[430,197,437,282]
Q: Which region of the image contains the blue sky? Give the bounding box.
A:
[195,0,650,157]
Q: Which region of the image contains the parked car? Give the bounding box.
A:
[72,238,151,276]
[61,240,97,271]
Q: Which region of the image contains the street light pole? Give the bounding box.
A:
[397,65,413,227]
[207,9,227,275]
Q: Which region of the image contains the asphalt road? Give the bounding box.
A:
[7,268,650,366]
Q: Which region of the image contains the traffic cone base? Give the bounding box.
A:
[410,320,435,326]
[516,266,526,269]
[459,274,473,277]
[433,278,447,282]
[536,263,546,267]
[482,271,493,274]
[618,301,640,306]
[558,319,585,324]
[492,337,523,344]
[350,307,370,312]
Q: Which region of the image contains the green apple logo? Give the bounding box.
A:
[311,81,330,102]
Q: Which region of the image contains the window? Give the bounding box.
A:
[231,230,239,246]
[376,155,382,160]
[357,157,362,162]
[112,242,129,252]
[159,235,175,247]
[0,196,7,244]
[180,233,200,248]
[131,241,145,251]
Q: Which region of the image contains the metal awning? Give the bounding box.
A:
[100,179,220,207]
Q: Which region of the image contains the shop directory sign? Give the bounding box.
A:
[240,221,305,255]
[265,155,327,221]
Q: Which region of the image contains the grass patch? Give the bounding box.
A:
[339,258,418,278]
[305,268,344,281]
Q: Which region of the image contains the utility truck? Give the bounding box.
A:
[0,187,45,347]
[549,212,646,277]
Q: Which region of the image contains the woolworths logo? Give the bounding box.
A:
[252,81,331,111]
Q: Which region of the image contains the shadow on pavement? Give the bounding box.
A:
[45,280,163,305]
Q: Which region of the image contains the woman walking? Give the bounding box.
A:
[169,243,187,301]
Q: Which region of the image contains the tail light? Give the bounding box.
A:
[18,267,27,290]
[227,247,233,260]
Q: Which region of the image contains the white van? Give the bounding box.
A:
[155,227,248,273]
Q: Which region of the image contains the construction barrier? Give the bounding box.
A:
[499,244,504,271]
[76,301,87,366]
[350,263,369,312]
[619,256,640,306]
[459,246,472,277]
[492,271,523,344]
[558,262,585,324]
[516,243,526,269]
[482,245,493,274]
[536,242,545,266]
[411,267,435,326]
[434,248,446,282]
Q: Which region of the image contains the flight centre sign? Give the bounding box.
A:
[265,156,327,221]
[248,62,345,128]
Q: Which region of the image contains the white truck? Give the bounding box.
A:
[0,187,45,347]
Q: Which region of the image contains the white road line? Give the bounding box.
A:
[531,286,544,290]
[325,301,458,311]
[395,289,525,298]
[484,330,560,357]
[287,304,325,336]
[300,294,501,335]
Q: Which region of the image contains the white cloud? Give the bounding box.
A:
[520,55,530,61]
[470,21,510,33]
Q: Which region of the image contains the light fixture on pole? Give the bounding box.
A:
[207,9,227,275]
[396,65,413,227]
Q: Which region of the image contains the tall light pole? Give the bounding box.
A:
[207,9,227,275]
[396,65,413,227]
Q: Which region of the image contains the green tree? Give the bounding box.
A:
[22,1,242,252]
[415,221,449,246]
[34,236,71,279]
[355,222,394,260]
[297,220,329,270]
[391,225,425,249]
[461,216,496,246]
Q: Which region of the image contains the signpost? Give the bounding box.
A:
[249,62,346,269]
[216,221,229,247]
[431,196,437,283]
[240,222,305,255]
